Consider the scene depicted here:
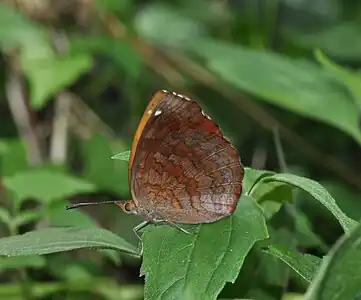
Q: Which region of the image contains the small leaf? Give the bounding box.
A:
[0,227,138,256]
[263,173,357,233]
[0,255,46,271]
[305,221,361,300]
[111,150,130,161]
[22,54,92,109]
[3,169,96,205]
[262,244,321,284]
[140,195,268,300]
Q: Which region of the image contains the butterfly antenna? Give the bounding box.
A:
[66,200,120,210]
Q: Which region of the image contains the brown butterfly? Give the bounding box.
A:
[67,90,244,242]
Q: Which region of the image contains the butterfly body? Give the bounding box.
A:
[116,90,244,225]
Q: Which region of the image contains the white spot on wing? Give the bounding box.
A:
[201,110,212,120]
[154,109,162,116]
[160,89,191,101]
[171,91,191,101]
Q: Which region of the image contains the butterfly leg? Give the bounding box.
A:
[166,220,192,235]
[133,221,150,256]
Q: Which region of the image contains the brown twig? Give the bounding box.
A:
[5,55,43,166]
[49,32,71,164]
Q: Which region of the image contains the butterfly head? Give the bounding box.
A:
[116,200,139,215]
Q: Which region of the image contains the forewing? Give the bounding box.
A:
[130,91,244,223]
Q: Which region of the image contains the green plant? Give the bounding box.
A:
[0,151,358,300]
[1,1,361,299]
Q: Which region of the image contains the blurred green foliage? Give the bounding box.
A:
[0,0,361,299]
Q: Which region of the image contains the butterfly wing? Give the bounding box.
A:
[129,90,244,224]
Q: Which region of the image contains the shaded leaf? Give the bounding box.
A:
[141,196,268,300]
[3,169,96,205]
[262,244,321,284]
[23,54,92,109]
[0,227,138,256]
[263,173,357,233]
[188,39,361,144]
[305,221,361,300]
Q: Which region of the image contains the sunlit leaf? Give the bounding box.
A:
[0,227,138,256]
[141,196,268,299]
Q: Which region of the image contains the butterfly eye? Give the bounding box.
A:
[123,200,137,213]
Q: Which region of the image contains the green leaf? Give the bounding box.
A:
[258,185,293,219]
[0,227,138,256]
[0,4,48,50]
[22,54,92,109]
[3,169,96,205]
[187,39,361,144]
[244,168,291,219]
[140,195,268,300]
[111,150,130,161]
[292,22,361,60]
[243,167,274,194]
[263,173,357,233]
[262,245,321,284]
[305,221,361,300]
[0,255,46,271]
[315,50,361,109]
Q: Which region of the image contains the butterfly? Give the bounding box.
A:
[67,90,244,251]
